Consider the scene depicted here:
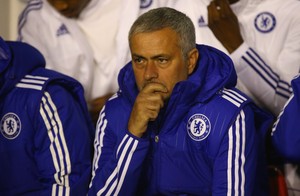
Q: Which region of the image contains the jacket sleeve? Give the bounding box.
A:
[272,75,300,162]
[88,106,150,196]
[34,85,93,196]
[212,107,259,196]
[230,37,299,115]
[18,1,47,54]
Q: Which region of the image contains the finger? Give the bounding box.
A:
[148,110,159,121]
[218,0,234,16]
[146,95,165,110]
[135,90,165,111]
[214,0,226,18]
[208,1,221,23]
[216,0,239,26]
[142,82,168,94]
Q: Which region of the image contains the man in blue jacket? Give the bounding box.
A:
[0,37,94,195]
[272,75,300,162]
[271,75,300,195]
[88,7,272,195]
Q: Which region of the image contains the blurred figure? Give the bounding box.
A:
[272,74,300,163]
[18,0,94,103]
[0,37,93,195]
[207,0,300,194]
[167,0,300,116]
[207,0,300,116]
[272,75,300,195]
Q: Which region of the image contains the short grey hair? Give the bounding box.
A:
[128,7,196,60]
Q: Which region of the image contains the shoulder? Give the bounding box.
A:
[98,91,131,130]
[24,67,80,84]
[18,0,62,32]
[16,69,84,100]
[104,91,131,117]
[188,88,253,129]
[4,73,72,126]
[19,0,44,22]
[205,88,252,117]
[216,88,270,126]
[18,0,48,40]
[189,88,252,118]
[16,73,49,91]
[265,0,300,19]
[292,74,300,87]
[218,88,250,108]
[15,72,90,123]
[188,88,255,136]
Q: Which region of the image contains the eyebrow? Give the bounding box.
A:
[132,53,169,60]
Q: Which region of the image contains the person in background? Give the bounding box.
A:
[165,0,300,117]
[207,0,300,116]
[272,74,300,162]
[18,0,94,104]
[206,0,300,193]
[271,75,300,195]
[0,37,93,195]
[88,7,272,195]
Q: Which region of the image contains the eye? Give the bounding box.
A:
[133,57,146,68]
[133,57,144,64]
[156,57,170,68]
[158,57,168,64]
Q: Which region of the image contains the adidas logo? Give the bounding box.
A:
[56,24,69,36]
[198,16,207,27]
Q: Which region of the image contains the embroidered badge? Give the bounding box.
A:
[1,113,21,140]
[254,12,276,33]
[140,0,152,8]
[187,114,211,141]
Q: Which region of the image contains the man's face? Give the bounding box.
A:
[47,0,90,18]
[130,28,195,101]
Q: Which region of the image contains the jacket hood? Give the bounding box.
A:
[0,37,45,97]
[118,44,237,106]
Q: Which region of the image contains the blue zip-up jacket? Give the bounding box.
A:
[88,44,272,196]
[0,38,94,195]
[272,74,300,162]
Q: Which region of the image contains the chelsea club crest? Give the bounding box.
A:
[140,0,152,8]
[187,114,211,141]
[254,12,276,33]
[1,113,21,140]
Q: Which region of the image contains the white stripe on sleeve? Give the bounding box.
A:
[40,91,71,196]
[227,110,246,196]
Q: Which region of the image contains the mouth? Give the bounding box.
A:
[142,81,165,89]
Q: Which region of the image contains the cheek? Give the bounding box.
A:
[133,69,144,90]
[164,71,188,97]
[165,68,188,87]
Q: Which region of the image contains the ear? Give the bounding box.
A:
[187,48,199,75]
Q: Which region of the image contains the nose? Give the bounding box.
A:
[144,61,158,80]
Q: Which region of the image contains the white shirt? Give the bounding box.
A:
[18,0,94,101]
[168,0,300,115]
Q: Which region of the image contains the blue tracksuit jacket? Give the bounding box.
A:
[272,74,300,162]
[0,39,94,195]
[88,44,272,196]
